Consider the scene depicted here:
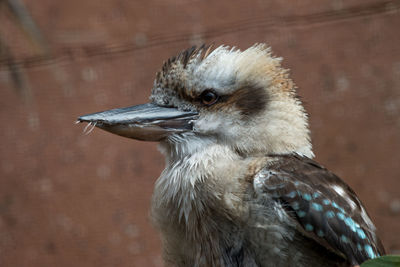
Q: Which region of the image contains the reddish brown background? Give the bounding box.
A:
[0,0,399,266]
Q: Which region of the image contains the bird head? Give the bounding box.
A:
[78,44,313,158]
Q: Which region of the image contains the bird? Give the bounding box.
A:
[78,44,385,267]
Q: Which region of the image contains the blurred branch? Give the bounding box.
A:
[4,0,48,53]
[0,0,399,70]
[0,0,47,99]
[0,34,32,101]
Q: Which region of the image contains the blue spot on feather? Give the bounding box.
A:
[325,211,335,218]
[311,203,323,211]
[332,202,340,209]
[364,245,376,258]
[291,201,300,210]
[341,235,349,243]
[322,199,331,205]
[357,229,366,239]
[344,217,357,232]
[357,243,362,251]
[317,230,324,237]
[337,212,345,220]
[286,191,297,198]
[312,192,320,198]
[303,193,312,201]
[297,211,306,217]
[331,202,345,213]
[305,224,314,231]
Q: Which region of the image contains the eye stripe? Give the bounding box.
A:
[233,86,268,116]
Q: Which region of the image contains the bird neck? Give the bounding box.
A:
[153,137,246,224]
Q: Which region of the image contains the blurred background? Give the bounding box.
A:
[0,0,399,266]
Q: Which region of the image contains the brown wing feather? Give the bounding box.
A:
[255,154,385,265]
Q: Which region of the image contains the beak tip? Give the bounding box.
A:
[76,118,88,125]
[77,114,100,123]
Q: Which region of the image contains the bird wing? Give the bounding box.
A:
[252,154,385,265]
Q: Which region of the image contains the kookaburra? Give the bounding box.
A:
[78,44,385,266]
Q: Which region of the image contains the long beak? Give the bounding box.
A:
[77,103,198,141]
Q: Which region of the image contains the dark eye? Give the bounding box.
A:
[200,90,219,106]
